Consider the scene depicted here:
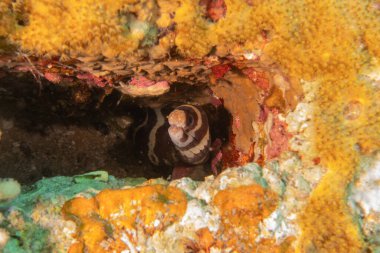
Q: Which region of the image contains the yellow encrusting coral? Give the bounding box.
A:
[3,0,380,68]
[193,1,380,251]
[173,0,380,82]
[298,75,380,252]
[63,184,187,252]
[1,0,380,251]
[10,0,159,58]
[172,0,380,251]
[62,181,292,252]
[0,0,17,38]
[298,172,363,253]
[213,185,281,252]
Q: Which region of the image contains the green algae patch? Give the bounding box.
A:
[3,223,51,253]
[0,171,146,253]
[0,171,145,216]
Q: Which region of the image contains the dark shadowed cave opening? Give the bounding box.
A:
[0,73,231,184]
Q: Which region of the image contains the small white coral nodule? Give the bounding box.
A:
[0,178,21,201]
[0,228,10,249]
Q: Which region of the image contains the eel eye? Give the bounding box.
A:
[187,115,195,126]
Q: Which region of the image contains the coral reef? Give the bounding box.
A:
[9,0,156,58]
[63,184,188,252]
[0,0,380,252]
[1,165,301,252]
[210,66,300,167]
[0,171,144,252]
[0,0,375,66]
[213,184,278,252]
[296,58,380,252]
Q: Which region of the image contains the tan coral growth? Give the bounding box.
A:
[212,67,299,167]
[212,71,262,155]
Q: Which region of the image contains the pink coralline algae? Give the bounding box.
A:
[265,109,292,159]
[210,138,223,175]
[211,151,223,175]
[206,0,227,22]
[76,73,111,88]
[211,64,231,79]
[129,76,169,90]
[129,76,155,87]
[44,72,63,84]
[117,76,170,97]
[243,68,271,91]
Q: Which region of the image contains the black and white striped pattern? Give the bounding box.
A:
[132,104,211,166]
[168,105,210,165]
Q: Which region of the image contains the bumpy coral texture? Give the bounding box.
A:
[10,0,159,58]
[213,185,279,252]
[0,0,16,37]
[63,181,289,253]
[174,1,380,252]
[4,0,380,70]
[63,184,187,252]
[299,74,380,253]
[2,0,380,252]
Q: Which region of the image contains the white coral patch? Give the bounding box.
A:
[257,208,296,243]
[180,199,220,232]
[121,233,138,253]
[0,228,9,249]
[351,159,380,214]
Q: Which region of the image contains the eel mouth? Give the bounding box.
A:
[168,125,186,143]
[168,109,190,143]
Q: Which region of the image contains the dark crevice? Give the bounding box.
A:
[0,73,231,184]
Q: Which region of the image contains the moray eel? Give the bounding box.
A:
[133,104,211,167]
